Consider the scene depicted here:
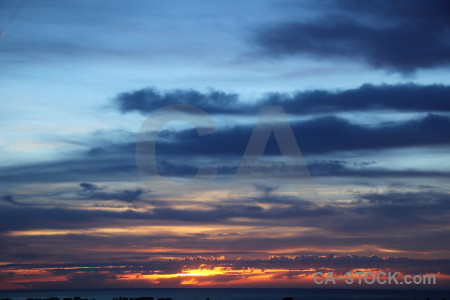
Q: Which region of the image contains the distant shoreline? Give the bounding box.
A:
[1,287,449,300]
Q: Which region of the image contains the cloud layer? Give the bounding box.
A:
[114,84,450,115]
[253,0,450,73]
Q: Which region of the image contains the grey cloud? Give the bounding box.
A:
[1,195,18,205]
[114,84,450,115]
[253,0,450,73]
[78,183,144,203]
[115,87,244,115]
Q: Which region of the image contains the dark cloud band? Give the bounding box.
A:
[114,84,450,115]
[252,0,450,73]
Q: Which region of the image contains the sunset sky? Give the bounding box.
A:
[1,0,450,290]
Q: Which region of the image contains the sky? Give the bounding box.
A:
[1,0,450,290]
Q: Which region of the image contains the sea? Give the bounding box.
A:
[0,288,449,300]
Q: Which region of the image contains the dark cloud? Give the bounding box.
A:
[0,150,138,184]
[88,189,143,202]
[360,190,450,206]
[1,113,449,186]
[21,271,119,290]
[3,228,450,265]
[182,158,450,180]
[253,0,450,73]
[1,190,448,238]
[253,184,277,196]
[114,84,450,115]
[350,190,450,236]
[13,253,42,260]
[0,193,332,234]
[0,207,106,232]
[261,83,450,114]
[114,87,246,114]
[2,202,450,273]
[153,113,450,156]
[307,160,450,178]
[355,191,450,222]
[78,182,144,202]
[79,182,100,191]
[126,158,450,179]
[152,201,333,223]
[1,195,18,205]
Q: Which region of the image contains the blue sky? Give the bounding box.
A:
[1,0,449,167]
[1,0,450,290]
